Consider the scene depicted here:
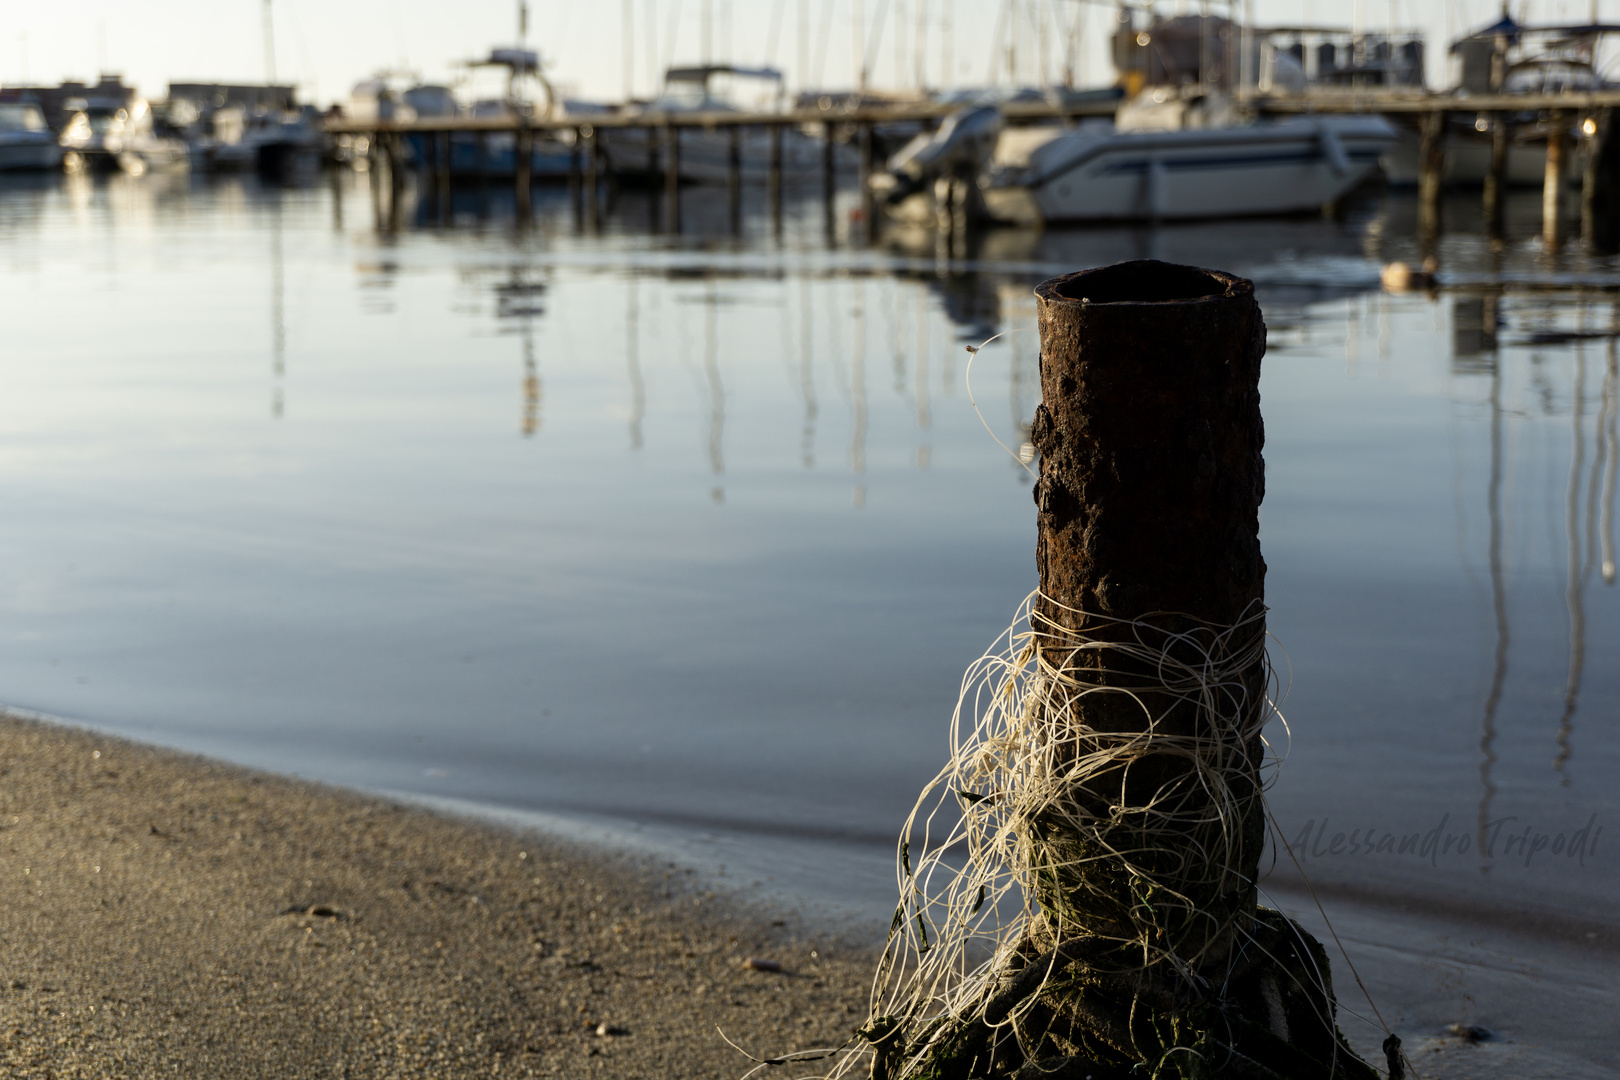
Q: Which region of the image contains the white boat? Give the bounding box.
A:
[103,98,189,175]
[58,97,126,171]
[981,92,1397,223]
[0,101,62,171]
[1379,121,1577,187]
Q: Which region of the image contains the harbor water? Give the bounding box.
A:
[1,168,1617,1069]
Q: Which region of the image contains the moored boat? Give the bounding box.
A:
[980,91,1396,223]
[0,100,62,171]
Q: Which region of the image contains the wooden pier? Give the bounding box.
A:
[326,99,1117,236]
[1254,89,1620,250]
[331,89,1620,249]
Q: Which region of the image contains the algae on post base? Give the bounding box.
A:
[847,262,1387,1080]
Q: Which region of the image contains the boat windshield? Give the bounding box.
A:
[0,103,47,132]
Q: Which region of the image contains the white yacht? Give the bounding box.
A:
[981,90,1397,224]
[0,101,62,171]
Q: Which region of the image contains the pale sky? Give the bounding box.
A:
[0,0,1609,108]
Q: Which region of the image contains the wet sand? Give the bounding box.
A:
[5,711,1617,1080]
[0,713,872,1078]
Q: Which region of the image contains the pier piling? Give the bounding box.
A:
[767,123,784,234]
[515,123,533,224]
[858,122,876,245]
[583,124,600,230]
[380,133,403,233]
[664,122,681,234]
[1583,109,1620,252]
[1546,110,1569,247]
[727,126,742,234]
[435,132,451,221]
[1484,113,1510,236]
[822,124,837,242]
[1418,110,1447,241]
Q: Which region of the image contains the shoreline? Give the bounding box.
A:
[5,711,1617,1079]
[0,714,875,1078]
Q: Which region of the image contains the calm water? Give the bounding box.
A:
[1,170,1616,942]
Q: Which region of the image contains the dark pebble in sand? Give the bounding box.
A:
[1445,1024,1492,1043]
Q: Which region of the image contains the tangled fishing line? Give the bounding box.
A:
[741,590,1402,1080]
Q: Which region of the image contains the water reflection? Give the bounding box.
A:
[704,283,725,504]
[495,270,546,437]
[1449,287,1620,869]
[270,196,286,419]
[851,280,867,508]
[3,167,1618,932]
[799,275,818,469]
[627,278,645,451]
[1604,341,1619,585]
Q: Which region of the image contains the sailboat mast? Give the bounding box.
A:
[854,0,868,90]
[624,0,634,99]
[263,0,277,84]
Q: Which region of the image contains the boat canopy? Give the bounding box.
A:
[483,48,541,72]
[665,65,783,85]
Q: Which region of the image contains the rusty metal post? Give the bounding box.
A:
[1546,110,1569,247]
[1484,112,1510,237]
[1011,260,1365,1076]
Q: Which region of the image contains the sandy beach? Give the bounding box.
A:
[0,713,873,1078]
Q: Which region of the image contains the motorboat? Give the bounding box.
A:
[103,98,189,175]
[0,100,62,171]
[58,97,127,171]
[193,104,322,177]
[979,90,1397,223]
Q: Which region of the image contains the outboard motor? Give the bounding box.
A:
[871,105,1002,204]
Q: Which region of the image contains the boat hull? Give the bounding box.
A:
[987,117,1395,223]
[0,138,62,171]
[404,132,575,180]
[601,125,856,185]
[1380,124,1578,187]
